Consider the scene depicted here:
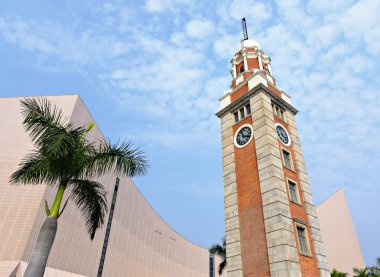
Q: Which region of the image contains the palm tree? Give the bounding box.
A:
[369,257,380,277]
[353,267,371,277]
[10,98,148,277]
[209,237,226,275]
[331,269,348,277]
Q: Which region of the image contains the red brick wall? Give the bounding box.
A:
[233,116,271,277]
[231,84,249,102]
[273,117,320,277]
[236,61,245,74]
[247,58,259,70]
[268,84,282,97]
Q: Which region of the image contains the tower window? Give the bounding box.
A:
[234,111,239,123]
[239,65,244,73]
[288,180,299,203]
[245,104,251,115]
[296,225,311,255]
[239,108,245,119]
[271,103,285,121]
[282,149,293,170]
[233,102,251,123]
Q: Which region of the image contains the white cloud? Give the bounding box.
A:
[321,44,351,62]
[213,34,239,58]
[339,0,380,54]
[229,0,271,21]
[0,18,55,54]
[170,32,188,46]
[0,16,135,75]
[185,19,214,39]
[111,69,129,79]
[144,0,192,13]
[145,0,166,12]
[307,0,354,13]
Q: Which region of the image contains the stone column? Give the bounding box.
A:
[243,51,248,71]
[258,55,263,71]
[233,64,237,79]
[286,112,330,277]
[251,91,302,277]
[221,112,243,277]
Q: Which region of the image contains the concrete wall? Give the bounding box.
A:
[0,95,209,277]
[0,95,78,277]
[317,189,365,275]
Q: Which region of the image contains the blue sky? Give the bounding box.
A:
[1,0,379,266]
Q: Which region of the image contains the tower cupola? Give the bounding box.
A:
[220,20,292,111]
[230,39,275,88]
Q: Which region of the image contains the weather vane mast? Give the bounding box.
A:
[242,18,249,40]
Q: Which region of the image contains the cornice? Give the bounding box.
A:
[216,83,298,118]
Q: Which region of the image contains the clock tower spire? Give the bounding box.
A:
[216,21,330,277]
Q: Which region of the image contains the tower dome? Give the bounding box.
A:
[235,39,261,53]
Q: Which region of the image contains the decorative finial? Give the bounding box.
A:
[242,18,249,40]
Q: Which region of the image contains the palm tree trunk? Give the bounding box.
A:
[24,184,65,277]
[24,217,57,277]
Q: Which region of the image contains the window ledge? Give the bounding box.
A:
[299,252,313,258]
[290,200,303,207]
[233,114,252,126]
[284,166,296,173]
[274,115,288,124]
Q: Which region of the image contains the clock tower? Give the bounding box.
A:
[216,26,330,277]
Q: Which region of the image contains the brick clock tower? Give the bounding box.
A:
[216,35,330,276]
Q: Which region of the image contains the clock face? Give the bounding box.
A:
[275,123,291,146]
[234,124,253,148]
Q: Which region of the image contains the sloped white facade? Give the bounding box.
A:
[0,95,210,277]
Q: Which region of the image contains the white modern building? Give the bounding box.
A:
[0,95,214,277]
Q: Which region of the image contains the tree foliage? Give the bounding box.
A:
[11,97,148,239]
[331,269,348,277]
[209,237,226,275]
[368,257,380,277]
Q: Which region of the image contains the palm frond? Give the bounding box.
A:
[21,98,66,143]
[68,179,108,240]
[218,260,226,276]
[371,258,380,275]
[209,244,226,258]
[209,237,226,276]
[20,97,87,159]
[22,103,88,178]
[39,126,81,156]
[9,151,56,184]
[353,267,370,277]
[331,269,348,277]
[86,140,148,178]
[209,237,226,258]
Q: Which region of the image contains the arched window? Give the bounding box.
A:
[239,65,244,73]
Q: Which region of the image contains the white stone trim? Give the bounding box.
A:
[280,147,295,171]
[258,55,263,70]
[294,221,313,257]
[220,112,243,277]
[250,93,302,277]
[220,94,231,110]
[267,63,272,74]
[243,55,248,71]
[286,177,302,206]
[235,74,244,86]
